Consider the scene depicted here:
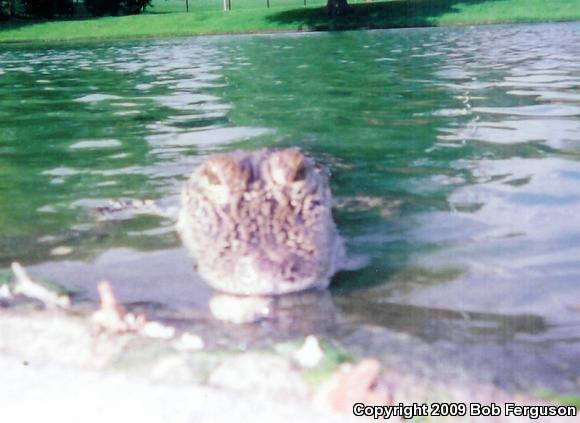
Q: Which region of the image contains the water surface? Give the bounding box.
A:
[1,23,580,392]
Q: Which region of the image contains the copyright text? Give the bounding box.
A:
[352,402,577,420]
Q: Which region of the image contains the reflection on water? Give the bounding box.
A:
[1,23,580,392]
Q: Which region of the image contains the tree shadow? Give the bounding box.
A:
[0,18,38,33]
[0,1,157,34]
[268,0,505,31]
[0,18,96,37]
[0,15,89,35]
[0,14,130,37]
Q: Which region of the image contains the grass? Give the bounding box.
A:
[0,0,578,43]
[536,391,580,409]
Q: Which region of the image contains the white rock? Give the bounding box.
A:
[140,321,176,340]
[294,335,324,368]
[173,333,205,351]
[209,353,310,402]
[209,294,271,324]
[50,246,74,256]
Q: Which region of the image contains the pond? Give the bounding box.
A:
[1,22,579,393]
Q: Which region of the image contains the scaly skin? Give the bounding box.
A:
[176,148,345,295]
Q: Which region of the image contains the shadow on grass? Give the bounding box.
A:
[0,2,157,35]
[268,0,504,31]
[0,15,90,35]
[0,18,38,33]
[0,14,138,38]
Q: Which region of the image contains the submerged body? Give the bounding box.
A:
[176,148,345,295]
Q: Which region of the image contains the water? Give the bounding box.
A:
[1,23,580,393]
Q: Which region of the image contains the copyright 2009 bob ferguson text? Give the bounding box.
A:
[353,402,577,420]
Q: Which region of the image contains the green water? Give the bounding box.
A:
[1,23,580,392]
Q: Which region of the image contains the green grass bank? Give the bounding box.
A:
[0,0,579,43]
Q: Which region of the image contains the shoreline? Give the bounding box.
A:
[1,302,578,423]
[0,18,578,46]
[1,0,579,45]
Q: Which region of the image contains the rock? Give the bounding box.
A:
[91,281,145,333]
[11,262,70,309]
[209,353,311,402]
[294,335,325,368]
[140,321,176,340]
[315,359,391,414]
[209,294,271,324]
[173,333,205,351]
[150,355,194,383]
[50,246,74,256]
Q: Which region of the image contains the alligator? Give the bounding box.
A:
[176,148,345,296]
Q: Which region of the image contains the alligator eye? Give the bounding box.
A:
[203,154,250,192]
[268,148,307,185]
